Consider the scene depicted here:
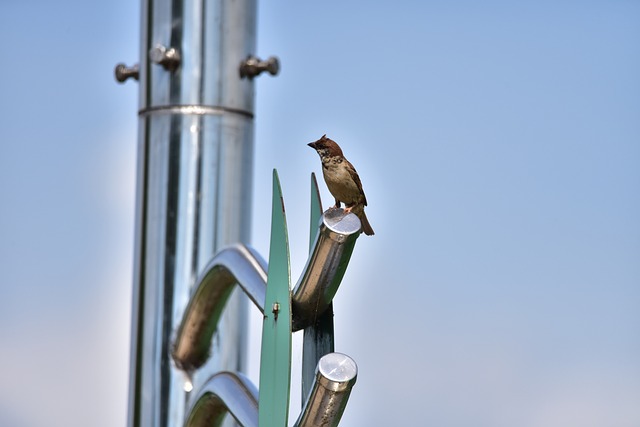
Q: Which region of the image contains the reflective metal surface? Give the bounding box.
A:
[129,110,254,427]
[292,209,361,330]
[301,306,334,404]
[301,174,335,405]
[185,372,258,427]
[127,0,259,426]
[295,353,358,427]
[173,244,267,370]
[139,0,258,115]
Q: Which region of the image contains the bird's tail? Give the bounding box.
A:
[359,211,375,236]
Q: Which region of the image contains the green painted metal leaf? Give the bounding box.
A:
[258,169,292,427]
[308,172,323,251]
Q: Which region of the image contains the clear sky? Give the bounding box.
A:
[1,1,639,426]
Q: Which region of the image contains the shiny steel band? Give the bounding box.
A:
[138,105,254,119]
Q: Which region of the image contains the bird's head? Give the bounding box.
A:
[307,134,344,160]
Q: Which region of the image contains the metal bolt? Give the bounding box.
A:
[272,302,280,320]
[114,63,139,83]
[149,44,181,72]
[239,55,280,79]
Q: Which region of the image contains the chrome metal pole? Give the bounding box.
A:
[125,0,270,426]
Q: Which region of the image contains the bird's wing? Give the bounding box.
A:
[346,160,367,206]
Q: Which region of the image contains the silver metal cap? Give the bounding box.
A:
[317,352,358,392]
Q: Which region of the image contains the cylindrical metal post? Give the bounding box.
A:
[292,209,360,330]
[127,0,259,426]
[295,353,358,427]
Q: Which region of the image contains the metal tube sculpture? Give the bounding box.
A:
[172,171,360,427]
[116,0,277,425]
[116,0,360,425]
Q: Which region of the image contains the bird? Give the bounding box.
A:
[308,134,374,236]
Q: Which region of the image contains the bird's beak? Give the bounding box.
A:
[307,142,317,149]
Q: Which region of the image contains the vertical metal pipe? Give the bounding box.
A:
[127,0,257,426]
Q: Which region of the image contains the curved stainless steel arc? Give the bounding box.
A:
[172,244,267,371]
[172,209,361,371]
[185,372,258,427]
[292,209,361,331]
[183,353,356,427]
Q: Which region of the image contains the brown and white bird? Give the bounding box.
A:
[308,134,374,236]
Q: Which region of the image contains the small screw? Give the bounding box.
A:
[272,302,280,320]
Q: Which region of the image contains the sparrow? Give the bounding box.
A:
[308,135,374,236]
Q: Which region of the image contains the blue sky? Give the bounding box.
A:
[1,1,639,426]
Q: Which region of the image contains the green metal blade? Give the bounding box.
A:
[308,172,323,250]
[258,169,292,427]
